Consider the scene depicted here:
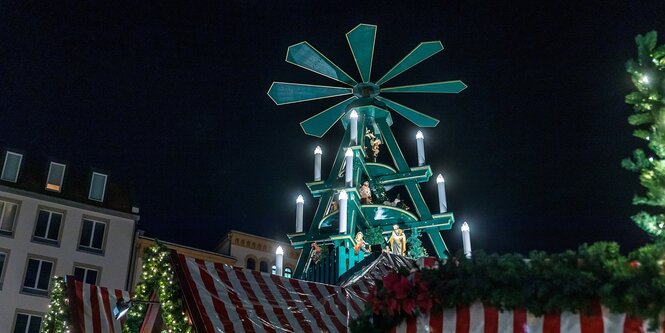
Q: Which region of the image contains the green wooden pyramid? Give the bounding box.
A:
[268,24,466,283]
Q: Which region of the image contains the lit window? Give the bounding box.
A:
[22,257,53,295]
[0,250,7,289]
[88,172,107,202]
[74,266,99,285]
[13,313,42,333]
[271,265,277,274]
[33,210,62,245]
[0,200,19,236]
[79,218,106,253]
[284,267,293,278]
[1,152,22,183]
[45,162,66,192]
[246,258,256,270]
[259,261,268,273]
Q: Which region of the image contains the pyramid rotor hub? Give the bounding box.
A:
[353,82,380,98]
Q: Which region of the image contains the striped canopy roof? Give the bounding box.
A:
[172,252,365,333]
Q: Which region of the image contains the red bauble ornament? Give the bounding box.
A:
[629,260,641,269]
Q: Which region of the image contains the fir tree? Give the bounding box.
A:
[407,228,428,259]
[364,226,385,246]
[623,31,665,238]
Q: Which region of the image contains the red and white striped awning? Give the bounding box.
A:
[172,253,365,333]
[391,303,664,333]
[66,276,132,333]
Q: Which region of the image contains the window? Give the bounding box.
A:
[246,258,256,270]
[22,257,53,295]
[0,250,8,289]
[33,209,62,245]
[46,162,66,192]
[79,218,106,253]
[271,265,277,274]
[74,266,99,285]
[284,267,293,278]
[259,261,268,273]
[88,172,107,202]
[13,313,42,333]
[1,152,22,182]
[0,200,19,236]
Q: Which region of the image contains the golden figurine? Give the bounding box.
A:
[389,224,406,256]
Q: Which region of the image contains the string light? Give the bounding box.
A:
[123,242,192,333]
[42,277,69,333]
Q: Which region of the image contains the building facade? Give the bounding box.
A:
[0,149,139,333]
[215,230,300,277]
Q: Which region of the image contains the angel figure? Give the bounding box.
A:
[365,129,382,162]
[370,138,381,162]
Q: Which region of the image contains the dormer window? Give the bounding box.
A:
[88,172,107,202]
[46,162,66,192]
[1,151,22,182]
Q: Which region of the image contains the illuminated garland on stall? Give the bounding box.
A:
[42,277,69,333]
[623,31,665,238]
[123,242,192,333]
[350,242,665,333]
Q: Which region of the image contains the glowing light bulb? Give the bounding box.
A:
[296,195,304,204]
[314,146,322,155]
[461,222,470,232]
[416,130,424,139]
[641,75,649,84]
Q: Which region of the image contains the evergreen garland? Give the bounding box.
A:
[351,242,665,333]
[123,241,192,333]
[623,31,665,238]
[42,277,69,333]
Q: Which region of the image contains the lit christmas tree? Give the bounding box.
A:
[623,31,665,239]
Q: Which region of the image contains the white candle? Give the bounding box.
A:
[338,191,348,233]
[461,222,471,258]
[314,146,322,181]
[416,131,425,166]
[436,174,447,213]
[296,195,304,232]
[350,110,359,145]
[345,148,354,187]
[275,246,284,276]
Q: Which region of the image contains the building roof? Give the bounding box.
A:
[0,147,137,215]
[137,235,236,264]
[215,229,294,252]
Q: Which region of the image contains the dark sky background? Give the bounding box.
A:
[1,1,664,255]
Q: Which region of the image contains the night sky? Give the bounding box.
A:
[1,1,664,255]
